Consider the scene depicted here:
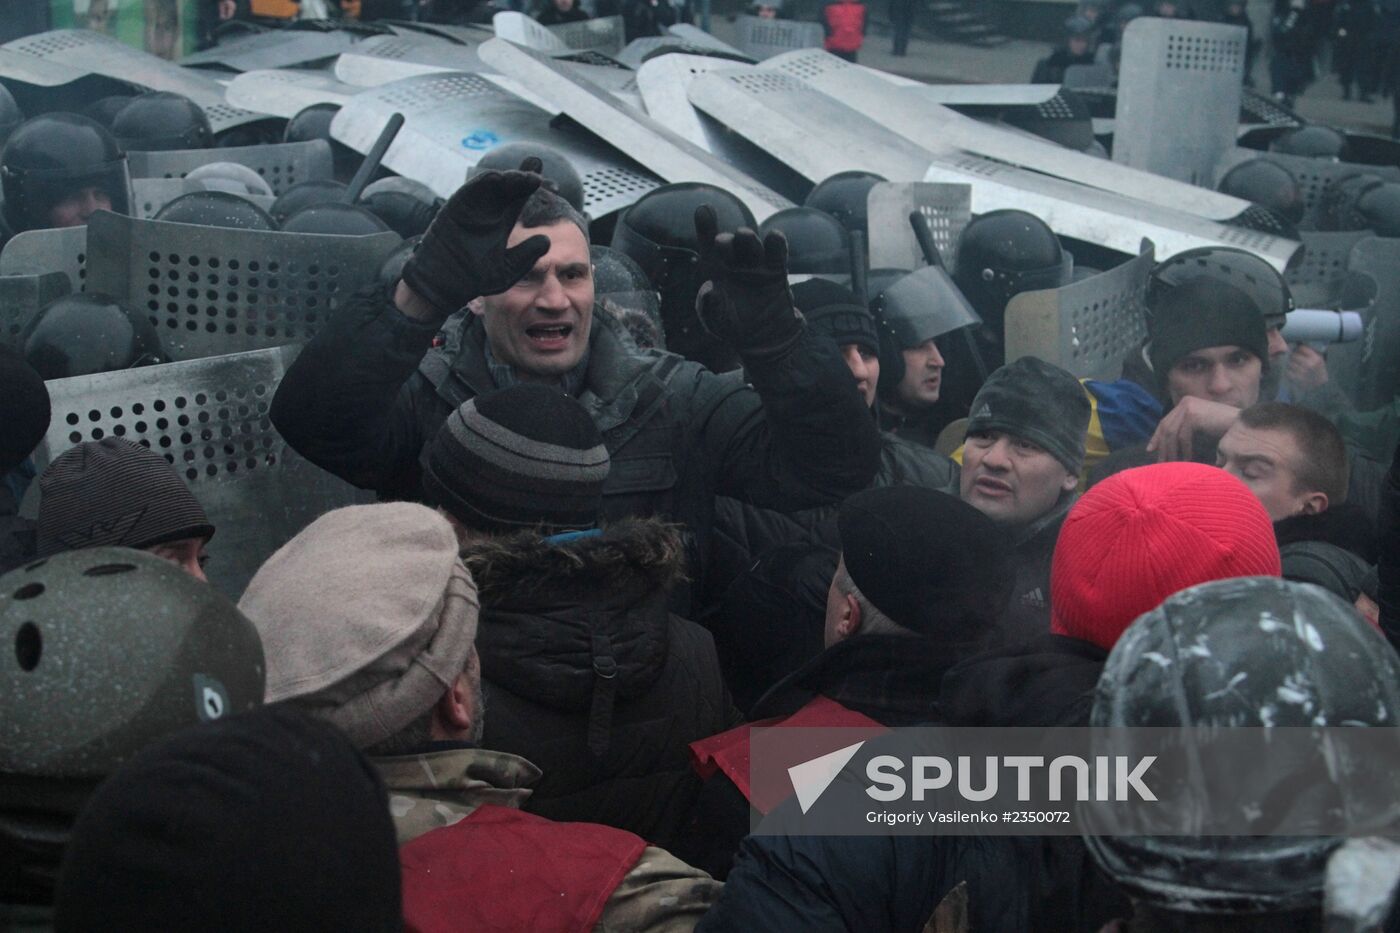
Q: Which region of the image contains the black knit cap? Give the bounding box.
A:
[1148,276,1270,379]
[0,346,50,475]
[792,279,879,356]
[966,356,1091,474]
[54,705,401,933]
[36,438,214,558]
[422,384,611,535]
[837,485,1013,639]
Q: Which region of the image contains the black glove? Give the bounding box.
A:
[693,205,803,360]
[399,165,550,321]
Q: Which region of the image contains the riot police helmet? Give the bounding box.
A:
[0,113,132,234]
[111,92,214,152]
[803,171,886,238]
[1218,158,1306,224]
[472,142,586,214]
[758,206,850,276]
[951,209,1068,323]
[153,190,278,231]
[21,293,168,380]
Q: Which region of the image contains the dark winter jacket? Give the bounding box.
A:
[995,491,1075,647]
[1274,503,1378,562]
[0,484,34,576]
[941,633,1108,729]
[535,3,591,24]
[270,291,881,608]
[622,0,677,39]
[1380,442,1399,652]
[465,518,738,853]
[699,756,1127,932]
[1031,46,1097,84]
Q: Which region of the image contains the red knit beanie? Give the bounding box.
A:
[1050,463,1282,650]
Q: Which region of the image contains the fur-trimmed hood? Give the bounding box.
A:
[463,518,688,712]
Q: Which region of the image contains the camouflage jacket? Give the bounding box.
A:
[375,747,723,931]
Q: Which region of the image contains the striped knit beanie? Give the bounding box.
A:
[1050,463,1280,650]
[422,385,610,535]
[36,438,214,558]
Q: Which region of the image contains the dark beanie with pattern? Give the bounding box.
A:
[793,279,879,356]
[37,438,214,558]
[54,705,401,933]
[422,384,610,535]
[966,356,1091,474]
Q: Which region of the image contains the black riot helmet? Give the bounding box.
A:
[283,103,359,183]
[1148,246,1293,332]
[758,207,850,276]
[1354,181,1400,238]
[153,191,278,231]
[1314,170,1385,232]
[22,293,168,380]
[871,266,981,396]
[1084,577,1400,916]
[952,209,1068,324]
[81,95,136,129]
[1269,125,1349,161]
[0,84,24,150]
[269,179,349,225]
[803,171,886,239]
[1218,158,1306,225]
[280,203,392,236]
[473,142,586,214]
[111,92,214,152]
[0,113,132,234]
[357,189,438,239]
[610,182,754,370]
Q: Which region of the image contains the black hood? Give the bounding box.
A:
[466,518,686,713]
[1274,502,1378,563]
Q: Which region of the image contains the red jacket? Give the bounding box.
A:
[823,0,867,52]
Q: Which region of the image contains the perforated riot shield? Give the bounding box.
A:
[329,71,660,217]
[618,36,753,70]
[34,344,372,597]
[130,179,276,221]
[1113,19,1246,186]
[866,182,972,271]
[667,24,750,57]
[733,15,823,61]
[636,53,748,149]
[1347,236,1400,409]
[83,211,401,362]
[1286,230,1371,306]
[0,226,88,292]
[493,12,627,56]
[179,28,356,72]
[0,47,90,87]
[127,141,334,197]
[225,69,359,118]
[1214,147,1400,222]
[332,33,486,87]
[478,39,791,221]
[1003,240,1154,380]
[2,31,263,133]
[761,49,1253,224]
[0,272,71,350]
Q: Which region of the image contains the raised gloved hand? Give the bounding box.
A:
[399,161,550,321]
[693,204,803,360]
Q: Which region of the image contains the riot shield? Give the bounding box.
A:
[478,38,791,221]
[2,30,263,133]
[130,179,276,221]
[127,141,335,197]
[0,47,90,87]
[905,83,1062,104]
[0,272,72,350]
[0,226,88,292]
[667,24,750,58]
[635,53,737,148]
[332,33,486,87]
[1347,235,1400,410]
[1286,230,1371,306]
[225,68,359,118]
[83,211,401,362]
[733,15,823,61]
[866,182,972,271]
[617,37,751,70]
[329,70,660,217]
[493,12,627,56]
[1113,18,1246,187]
[179,28,356,72]
[761,49,1252,223]
[1004,240,1154,380]
[380,21,495,44]
[33,344,372,597]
